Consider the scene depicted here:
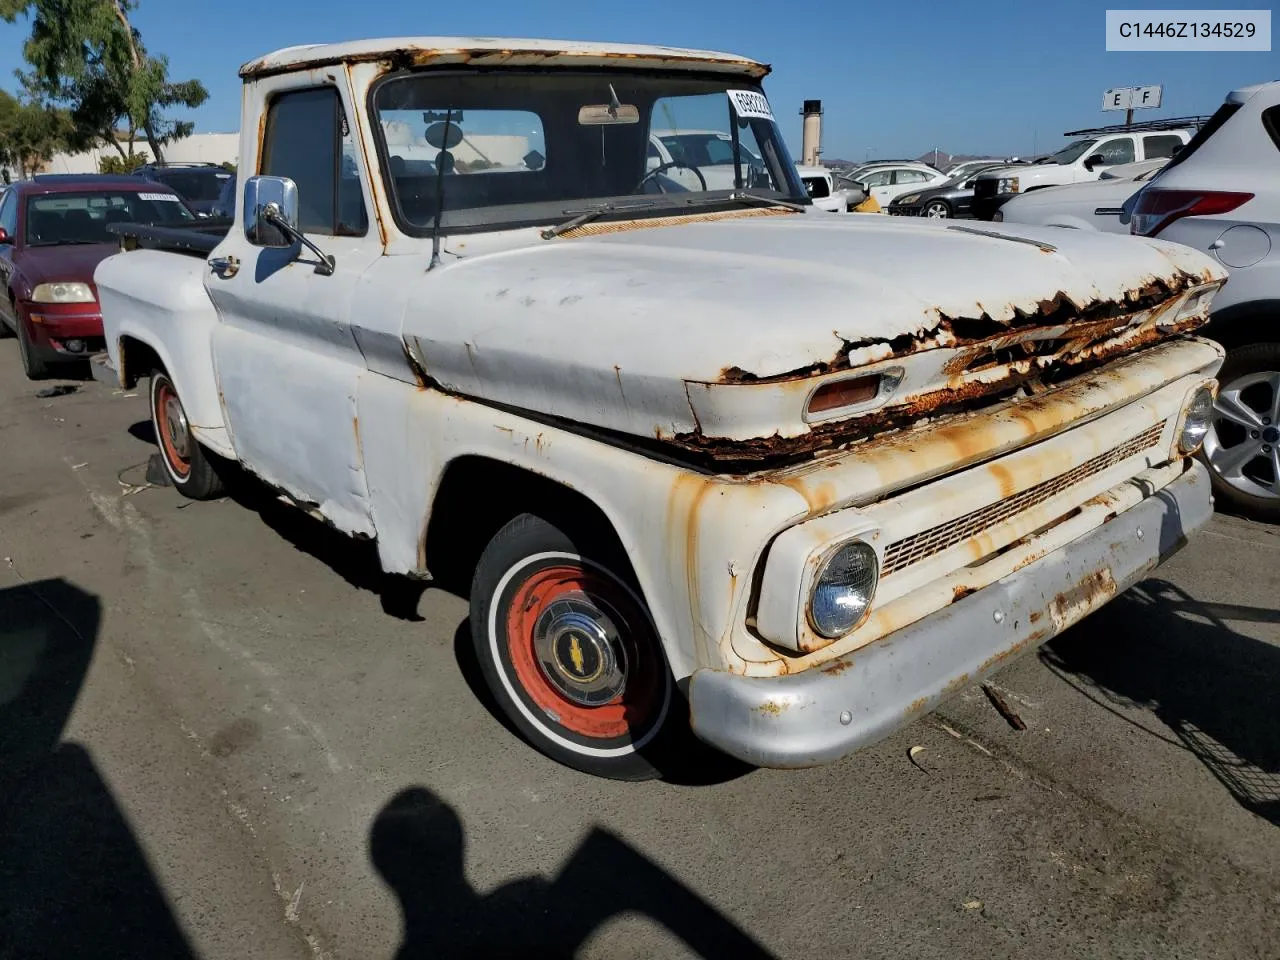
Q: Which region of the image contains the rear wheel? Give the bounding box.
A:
[149,369,225,500]
[1201,342,1280,522]
[470,513,677,780]
[923,200,951,219]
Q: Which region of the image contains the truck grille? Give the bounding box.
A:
[972,178,999,199]
[881,421,1167,576]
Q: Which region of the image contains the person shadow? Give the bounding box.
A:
[370,787,777,960]
[0,578,195,959]
[1042,576,1280,826]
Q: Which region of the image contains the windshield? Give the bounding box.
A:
[1050,138,1098,165]
[372,70,806,232]
[153,170,232,203]
[25,190,194,246]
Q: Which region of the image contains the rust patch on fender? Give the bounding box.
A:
[905,695,930,718]
[756,700,787,716]
[820,657,855,677]
[953,585,977,603]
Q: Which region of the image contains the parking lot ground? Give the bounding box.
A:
[2,344,1279,960]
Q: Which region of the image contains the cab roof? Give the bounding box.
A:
[239,36,769,80]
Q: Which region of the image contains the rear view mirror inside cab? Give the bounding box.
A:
[578,104,640,125]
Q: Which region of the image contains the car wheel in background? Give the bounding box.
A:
[149,369,225,499]
[1200,342,1280,522]
[16,318,49,379]
[923,200,951,219]
[470,513,680,780]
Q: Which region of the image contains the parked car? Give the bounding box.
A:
[848,162,950,208]
[796,165,867,212]
[994,159,1167,233]
[0,173,195,378]
[943,159,1007,182]
[97,36,1227,781]
[210,174,237,219]
[886,163,1006,219]
[133,162,235,217]
[971,119,1200,221]
[1129,81,1280,520]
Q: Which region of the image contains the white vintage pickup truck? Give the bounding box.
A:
[96,36,1229,781]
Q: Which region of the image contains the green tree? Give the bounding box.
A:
[0,0,207,163]
[98,151,148,173]
[0,87,72,177]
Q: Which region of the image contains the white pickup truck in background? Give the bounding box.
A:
[95,36,1228,781]
[971,118,1199,221]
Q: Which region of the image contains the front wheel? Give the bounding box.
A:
[149,369,225,500]
[1200,342,1280,522]
[16,319,49,379]
[470,514,677,780]
[923,200,951,219]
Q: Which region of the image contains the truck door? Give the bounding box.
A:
[203,79,382,538]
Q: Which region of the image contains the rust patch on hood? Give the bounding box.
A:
[668,273,1213,471]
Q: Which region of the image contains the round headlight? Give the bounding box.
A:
[1179,385,1214,454]
[808,540,879,639]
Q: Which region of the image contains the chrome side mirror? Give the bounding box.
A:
[244,175,299,248]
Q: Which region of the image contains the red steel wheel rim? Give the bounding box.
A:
[505,564,661,740]
[155,380,191,478]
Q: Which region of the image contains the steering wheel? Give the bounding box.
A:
[634,160,707,193]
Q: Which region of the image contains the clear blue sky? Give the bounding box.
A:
[1,0,1275,160]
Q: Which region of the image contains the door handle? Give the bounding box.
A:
[208,255,240,278]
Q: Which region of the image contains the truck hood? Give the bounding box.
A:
[401,211,1222,456]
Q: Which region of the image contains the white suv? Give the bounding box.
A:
[972,121,1196,221]
[1131,81,1280,520]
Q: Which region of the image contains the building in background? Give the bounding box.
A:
[34,133,239,175]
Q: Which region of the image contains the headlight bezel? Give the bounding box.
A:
[806,539,880,640]
[1176,381,1216,455]
[998,177,1020,195]
[30,281,96,304]
[898,193,921,206]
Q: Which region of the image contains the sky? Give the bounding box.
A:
[1,0,1275,161]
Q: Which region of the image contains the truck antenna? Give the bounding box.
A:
[428,107,454,271]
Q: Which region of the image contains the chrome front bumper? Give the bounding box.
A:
[688,460,1212,768]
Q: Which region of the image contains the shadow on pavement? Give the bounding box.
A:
[1043,577,1280,826]
[370,786,777,960]
[0,578,195,959]
[220,473,427,622]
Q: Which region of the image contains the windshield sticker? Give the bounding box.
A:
[728,90,774,122]
[137,192,180,201]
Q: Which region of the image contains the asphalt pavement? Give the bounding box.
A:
[2,343,1278,960]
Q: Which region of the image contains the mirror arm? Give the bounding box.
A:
[263,204,336,276]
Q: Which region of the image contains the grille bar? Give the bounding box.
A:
[882,421,1167,576]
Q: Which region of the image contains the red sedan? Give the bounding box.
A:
[0,174,196,379]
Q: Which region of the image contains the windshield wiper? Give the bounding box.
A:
[687,192,808,213]
[540,200,662,240]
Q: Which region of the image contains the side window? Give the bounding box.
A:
[1143,134,1184,159]
[1095,137,1135,165]
[260,87,368,236]
[894,169,929,184]
[861,170,891,187]
[0,191,16,238]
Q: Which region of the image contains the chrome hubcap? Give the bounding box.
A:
[533,593,627,706]
[163,393,190,459]
[1204,370,1280,500]
[926,204,948,218]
